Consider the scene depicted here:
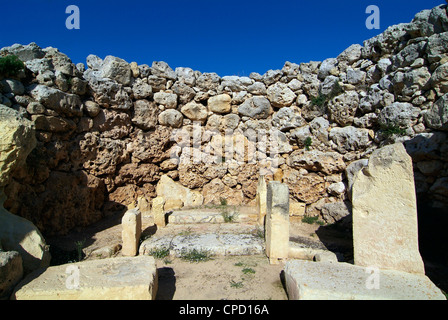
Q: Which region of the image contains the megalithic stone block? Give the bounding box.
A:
[352,143,425,274]
[152,196,166,227]
[121,208,142,256]
[265,181,290,264]
[256,175,267,225]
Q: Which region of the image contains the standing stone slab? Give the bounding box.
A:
[121,208,142,256]
[265,181,290,264]
[256,175,267,225]
[352,143,425,274]
[152,196,166,227]
[12,256,158,300]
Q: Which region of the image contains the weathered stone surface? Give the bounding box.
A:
[321,201,351,224]
[181,101,208,122]
[121,208,142,256]
[283,168,326,204]
[271,107,306,132]
[12,256,158,300]
[141,232,264,257]
[425,93,448,131]
[100,56,132,86]
[0,192,50,275]
[328,91,359,127]
[152,197,166,227]
[288,150,346,174]
[265,181,290,264]
[285,260,445,300]
[156,175,203,208]
[158,109,183,128]
[238,96,272,119]
[152,61,176,80]
[132,99,159,130]
[0,251,23,299]
[378,102,420,129]
[202,178,244,206]
[352,143,425,274]
[256,175,267,225]
[0,106,36,187]
[29,84,82,117]
[329,126,371,153]
[266,82,296,108]
[153,92,178,109]
[207,94,232,114]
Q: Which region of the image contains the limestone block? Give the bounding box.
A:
[152,197,166,227]
[156,174,203,208]
[0,192,50,275]
[121,209,142,256]
[256,175,267,225]
[0,251,23,299]
[352,143,425,274]
[285,260,445,300]
[265,181,290,264]
[12,256,158,300]
[289,200,306,217]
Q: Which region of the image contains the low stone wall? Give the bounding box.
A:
[0,4,447,236]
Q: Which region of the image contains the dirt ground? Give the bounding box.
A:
[45,212,330,300]
[155,255,288,300]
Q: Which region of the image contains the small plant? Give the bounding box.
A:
[234,261,245,267]
[380,123,407,137]
[242,267,256,275]
[0,55,24,77]
[302,215,324,225]
[311,94,327,107]
[149,247,171,259]
[230,280,244,289]
[304,137,312,151]
[220,197,228,206]
[222,208,239,223]
[74,239,85,262]
[180,248,213,263]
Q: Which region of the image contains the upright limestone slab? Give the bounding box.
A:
[256,175,267,225]
[121,208,142,256]
[265,181,290,264]
[352,143,425,274]
[152,196,166,227]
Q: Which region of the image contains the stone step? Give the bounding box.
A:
[140,227,265,257]
[285,260,446,300]
[167,206,258,225]
[12,256,158,300]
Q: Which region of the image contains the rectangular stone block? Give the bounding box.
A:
[121,208,142,256]
[285,260,445,300]
[152,196,166,227]
[12,256,158,300]
[256,175,267,225]
[265,181,290,264]
[352,143,425,274]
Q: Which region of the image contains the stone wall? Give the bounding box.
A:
[1,4,447,236]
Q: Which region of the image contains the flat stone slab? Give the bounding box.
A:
[140,232,264,257]
[168,207,257,224]
[285,260,446,300]
[12,256,158,300]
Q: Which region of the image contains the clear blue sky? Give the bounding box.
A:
[0,0,444,76]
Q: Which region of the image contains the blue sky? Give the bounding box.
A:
[0,0,444,76]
